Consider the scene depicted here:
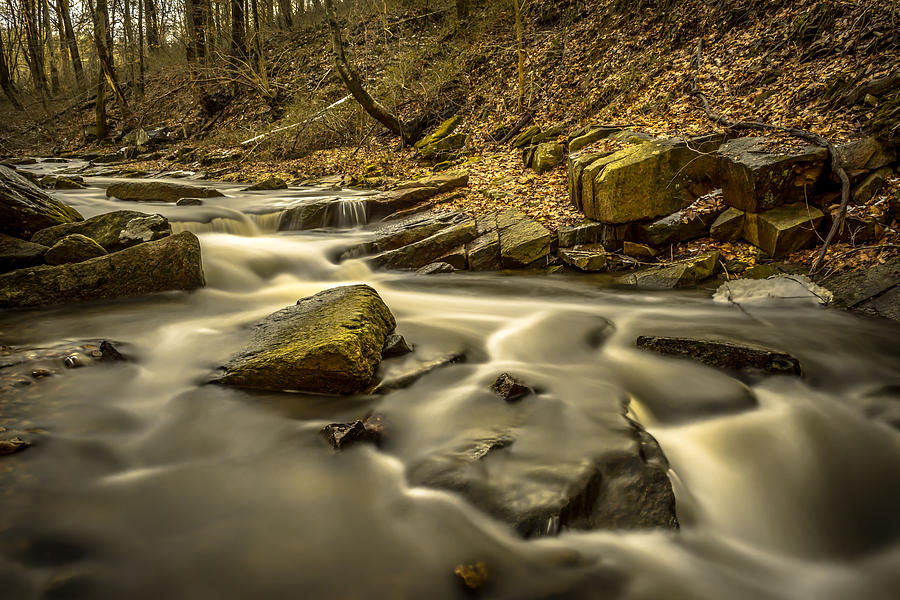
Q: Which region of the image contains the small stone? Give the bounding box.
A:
[321,412,384,450]
[382,333,413,358]
[454,562,488,591]
[31,369,53,379]
[623,241,656,259]
[63,354,87,369]
[243,177,287,191]
[118,214,170,246]
[0,437,30,455]
[490,373,533,402]
[44,234,107,265]
[417,262,454,274]
[176,197,203,206]
[558,246,607,272]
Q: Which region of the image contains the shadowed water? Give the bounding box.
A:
[1,162,899,599]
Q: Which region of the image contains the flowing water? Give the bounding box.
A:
[2,164,900,599]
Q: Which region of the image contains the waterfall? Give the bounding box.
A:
[329,197,367,229]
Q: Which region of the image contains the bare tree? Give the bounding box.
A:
[231,0,247,63]
[513,0,525,113]
[144,0,161,53]
[22,0,50,98]
[55,0,85,91]
[41,0,60,94]
[323,0,410,144]
[90,0,129,108]
[0,32,23,109]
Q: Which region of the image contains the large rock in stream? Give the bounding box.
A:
[32,210,171,252]
[216,285,396,394]
[0,165,83,238]
[0,231,204,309]
[106,181,224,203]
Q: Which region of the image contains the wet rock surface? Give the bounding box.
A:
[0,231,204,309]
[636,335,802,375]
[0,339,127,393]
[31,210,172,252]
[44,234,108,265]
[217,285,396,394]
[106,181,224,203]
[0,234,48,273]
[0,165,83,238]
[321,413,384,450]
[490,373,533,402]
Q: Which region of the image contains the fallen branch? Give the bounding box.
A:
[690,40,850,276]
[239,94,352,147]
[497,112,534,145]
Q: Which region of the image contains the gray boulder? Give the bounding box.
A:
[106,181,224,203]
[836,137,897,179]
[717,137,827,212]
[616,252,719,289]
[0,234,47,273]
[637,335,801,375]
[32,210,171,252]
[0,231,204,309]
[852,167,892,205]
[217,285,396,394]
[710,207,746,241]
[244,177,287,191]
[636,209,723,247]
[0,165,83,238]
[558,246,608,272]
[342,212,470,259]
[370,219,478,270]
[44,234,108,265]
[417,262,455,274]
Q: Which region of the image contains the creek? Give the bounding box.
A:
[2,164,900,599]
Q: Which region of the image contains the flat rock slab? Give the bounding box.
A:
[616,252,719,289]
[824,256,900,309]
[715,274,832,306]
[106,181,224,203]
[497,210,553,267]
[636,335,801,375]
[0,165,83,238]
[31,210,171,252]
[217,284,396,394]
[370,219,477,270]
[0,231,204,309]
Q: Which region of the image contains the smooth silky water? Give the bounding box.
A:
[1,166,899,599]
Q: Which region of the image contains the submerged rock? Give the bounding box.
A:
[44,234,108,265]
[0,437,30,455]
[31,210,172,252]
[0,165,83,238]
[373,351,466,394]
[715,274,832,306]
[243,177,287,191]
[0,234,48,273]
[382,333,413,358]
[0,339,127,393]
[0,231,204,309]
[321,413,384,450]
[636,335,802,375]
[106,181,224,203]
[217,285,396,394]
[490,373,533,402]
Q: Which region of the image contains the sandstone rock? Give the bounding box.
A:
[616,252,719,289]
[0,165,83,238]
[580,138,720,223]
[635,209,722,247]
[717,137,828,212]
[490,373,533,401]
[417,262,455,274]
[367,187,439,220]
[852,167,892,204]
[217,285,395,394]
[342,212,470,259]
[836,137,897,179]
[710,207,746,241]
[567,152,610,210]
[176,197,203,206]
[496,210,552,268]
[531,124,565,145]
[243,177,287,191]
[394,170,469,194]
[622,241,656,259]
[532,142,564,174]
[558,246,608,272]
[32,210,171,252]
[106,181,224,203]
[742,203,824,258]
[466,226,502,271]
[568,126,620,153]
[370,219,478,270]
[414,116,462,156]
[636,336,801,375]
[510,125,541,149]
[0,234,47,273]
[44,234,108,265]
[418,134,467,159]
[0,231,204,309]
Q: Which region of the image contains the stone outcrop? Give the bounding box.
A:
[741,203,823,258]
[106,181,224,203]
[717,137,827,212]
[216,285,396,394]
[710,207,746,241]
[635,209,723,247]
[0,231,204,309]
[367,171,469,220]
[244,177,287,191]
[0,165,83,238]
[31,210,172,252]
[0,234,47,273]
[572,138,720,224]
[615,252,719,289]
[44,234,108,265]
[568,126,621,153]
[415,116,466,159]
[496,210,553,267]
[370,219,478,270]
[558,246,608,271]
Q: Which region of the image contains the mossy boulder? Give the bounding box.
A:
[243,177,287,191]
[710,207,746,242]
[0,165,83,238]
[0,234,47,273]
[415,117,467,159]
[496,210,552,267]
[717,137,828,212]
[616,252,719,289]
[742,203,824,258]
[531,142,565,174]
[0,231,204,309]
[32,210,171,252]
[44,234,108,265]
[106,181,224,203]
[216,285,396,394]
[577,139,720,224]
[510,125,541,149]
[415,115,462,150]
[567,126,621,153]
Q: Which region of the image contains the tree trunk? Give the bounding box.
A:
[456,0,468,19]
[41,0,61,94]
[322,0,409,144]
[91,0,129,109]
[277,0,292,28]
[123,0,136,89]
[95,70,107,139]
[250,0,268,86]
[57,0,85,90]
[137,0,145,95]
[144,0,160,52]
[22,0,50,97]
[231,0,247,62]
[0,33,24,109]
[514,0,525,113]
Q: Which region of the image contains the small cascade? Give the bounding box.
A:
[248,212,283,233]
[329,197,368,229]
[171,207,264,236]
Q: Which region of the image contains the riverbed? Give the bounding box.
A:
[2,163,900,599]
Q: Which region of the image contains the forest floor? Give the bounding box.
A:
[1,0,898,276]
